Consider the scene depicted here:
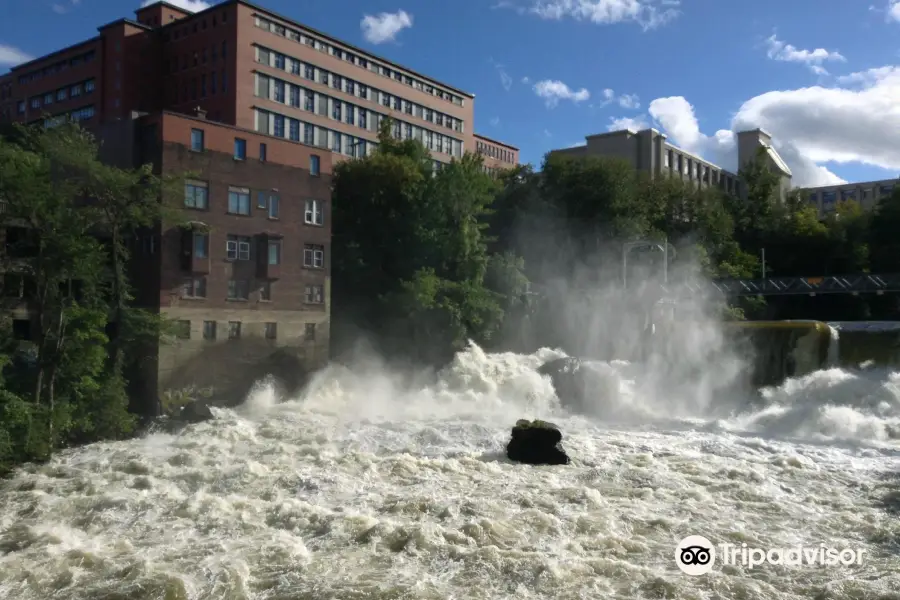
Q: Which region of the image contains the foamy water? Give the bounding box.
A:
[1,344,899,600]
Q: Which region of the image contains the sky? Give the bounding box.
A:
[1,0,900,187]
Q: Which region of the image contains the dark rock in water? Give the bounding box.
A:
[179,400,214,423]
[537,357,590,411]
[506,419,570,465]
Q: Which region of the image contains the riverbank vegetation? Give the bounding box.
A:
[0,123,177,476]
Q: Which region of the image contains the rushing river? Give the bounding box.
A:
[1,343,899,600]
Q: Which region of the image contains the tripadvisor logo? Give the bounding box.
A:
[675,535,865,575]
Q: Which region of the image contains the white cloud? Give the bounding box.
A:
[597,88,640,109]
[140,0,210,10]
[489,58,513,91]
[0,44,31,66]
[763,34,846,75]
[518,0,679,30]
[490,116,501,127]
[521,76,531,84]
[360,10,413,44]
[617,93,640,109]
[889,1,900,21]
[533,79,590,107]
[607,115,649,131]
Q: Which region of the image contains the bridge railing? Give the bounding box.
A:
[666,273,900,297]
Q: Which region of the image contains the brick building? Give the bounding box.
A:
[474,133,519,177]
[0,0,516,413]
[0,0,485,168]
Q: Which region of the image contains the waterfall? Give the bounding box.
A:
[826,324,840,368]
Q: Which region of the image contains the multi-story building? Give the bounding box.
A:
[551,127,793,202]
[0,0,478,170]
[804,179,896,215]
[0,0,519,412]
[474,133,519,177]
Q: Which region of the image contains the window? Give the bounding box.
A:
[304,199,323,225]
[85,79,95,93]
[227,279,250,300]
[259,143,267,161]
[265,322,277,340]
[234,138,246,159]
[257,191,267,209]
[175,320,191,339]
[56,89,67,101]
[664,151,670,168]
[304,123,314,145]
[304,244,324,268]
[16,101,24,114]
[191,128,204,151]
[227,187,251,215]
[228,321,241,339]
[260,281,271,301]
[332,131,341,153]
[310,155,320,176]
[181,277,207,298]
[268,194,280,219]
[226,234,251,260]
[268,239,281,264]
[305,284,324,304]
[184,180,208,209]
[203,320,217,340]
[192,232,208,258]
[211,72,217,93]
[304,323,316,341]
[273,114,285,138]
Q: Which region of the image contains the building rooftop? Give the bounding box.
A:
[473,132,518,150]
[143,0,475,99]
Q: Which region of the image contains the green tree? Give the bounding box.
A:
[331,118,526,363]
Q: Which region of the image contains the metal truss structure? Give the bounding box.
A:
[664,273,900,298]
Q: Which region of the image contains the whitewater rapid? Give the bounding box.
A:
[1,344,899,599]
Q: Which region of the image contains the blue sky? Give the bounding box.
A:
[2,0,899,187]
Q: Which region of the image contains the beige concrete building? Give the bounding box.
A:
[551,127,793,202]
[805,179,896,214]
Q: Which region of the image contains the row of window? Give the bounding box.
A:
[189,127,322,175]
[172,69,227,105]
[254,14,465,107]
[663,148,739,193]
[165,40,227,74]
[255,106,461,160]
[185,180,325,225]
[15,49,96,85]
[476,141,515,164]
[43,105,96,128]
[254,73,463,158]
[172,319,316,343]
[163,8,228,42]
[255,45,464,134]
[187,230,325,269]
[813,185,895,207]
[181,272,325,306]
[18,78,95,114]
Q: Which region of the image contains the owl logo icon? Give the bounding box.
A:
[676,535,716,575]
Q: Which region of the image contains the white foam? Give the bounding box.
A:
[0,343,898,599]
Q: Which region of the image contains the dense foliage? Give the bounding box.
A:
[332,127,900,361]
[0,123,178,476]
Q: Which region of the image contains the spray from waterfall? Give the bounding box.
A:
[826,324,841,368]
